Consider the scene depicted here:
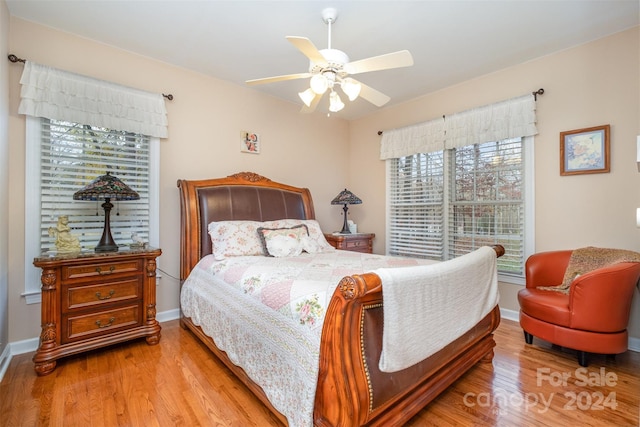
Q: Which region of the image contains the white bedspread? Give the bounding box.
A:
[375,246,499,373]
[180,251,435,427]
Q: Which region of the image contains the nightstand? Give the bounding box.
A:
[324,233,375,254]
[32,247,162,376]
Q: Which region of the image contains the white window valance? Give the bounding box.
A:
[380,116,445,160]
[18,61,168,138]
[444,94,537,150]
[380,94,537,159]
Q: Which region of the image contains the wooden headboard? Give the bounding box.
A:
[177,172,315,281]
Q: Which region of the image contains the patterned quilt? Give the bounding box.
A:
[180,251,436,427]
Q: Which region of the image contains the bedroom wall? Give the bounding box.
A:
[0,1,11,364]
[6,17,350,343]
[349,27,640,341]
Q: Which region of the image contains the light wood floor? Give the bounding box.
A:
[1,318,638,426]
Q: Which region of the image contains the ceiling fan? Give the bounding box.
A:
[245,8,414,114]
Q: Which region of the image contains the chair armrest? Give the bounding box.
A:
[525,250,572,289]
[569,262,640,332]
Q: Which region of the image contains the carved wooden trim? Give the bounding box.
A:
[228,171,271,182]
[147,304,157,320]
[146,259,157,277]
[40,322,56,347]
[40,269,57,291]
[361,303,383,413]
[339,276,358,299]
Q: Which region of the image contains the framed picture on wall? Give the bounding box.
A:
[241,131,260,154]
[560,124,610,176]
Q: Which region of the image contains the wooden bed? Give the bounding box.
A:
[178,171,504,427]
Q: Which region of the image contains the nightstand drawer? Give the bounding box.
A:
[62,260,142,281]
[345,239,367,250]
[64,279,142,311]
[63,305,141,343]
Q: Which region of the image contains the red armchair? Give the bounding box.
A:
[518,249,640,366]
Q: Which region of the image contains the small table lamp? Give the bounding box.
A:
[331,188,362,234]
[73,171,140,252]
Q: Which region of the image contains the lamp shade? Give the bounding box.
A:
[331,188,362,206]
[310,74,329,95]
[73,171,139,201]
[329,90,345,112]
[298,88,316,107]
[341,78,361,101]
[73,171,139,252]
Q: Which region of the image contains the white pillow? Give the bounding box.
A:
[207,220,264,260]
[266,219,335,253]
[257,224,309,257]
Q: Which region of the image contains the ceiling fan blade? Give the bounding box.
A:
[357,81,391,107]
[300,92,322,114]
[345,50,414,75]
[246,72,311,86]
[286,36,327,66]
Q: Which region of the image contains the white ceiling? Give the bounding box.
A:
[6,0,639,120]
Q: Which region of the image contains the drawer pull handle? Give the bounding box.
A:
[95,289,115,300]
[96,266,115,275]
[95,317,116,328]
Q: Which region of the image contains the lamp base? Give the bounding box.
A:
[339,204,351,234]
[95,243,119,253]
[95,198,119,252]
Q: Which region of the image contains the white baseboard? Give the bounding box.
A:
[500,307,519,322]
[157,308,180,323]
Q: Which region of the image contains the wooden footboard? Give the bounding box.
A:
[314,245,504,426]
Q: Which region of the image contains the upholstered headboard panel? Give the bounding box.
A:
[178,172,315,280]
[196,186,310,258]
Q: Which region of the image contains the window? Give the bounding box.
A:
[388,137,533,281]
[24,116,159,303]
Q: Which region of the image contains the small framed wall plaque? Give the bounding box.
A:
[241,131,260,154]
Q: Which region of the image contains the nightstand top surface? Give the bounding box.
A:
[34,246,161,263]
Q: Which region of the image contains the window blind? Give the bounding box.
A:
[447,137,525,276]
[39,118,151,252]
[388,151,444,259]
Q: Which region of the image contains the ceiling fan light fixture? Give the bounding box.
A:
[329,90,344,112]
[310,74,329,94]
[247,8,413,115]
[341,78,361,101]
[298,88,316,107]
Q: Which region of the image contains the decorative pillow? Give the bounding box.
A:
[257,224,309,257]
[207,220,264,260]
[266,219,335,253]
